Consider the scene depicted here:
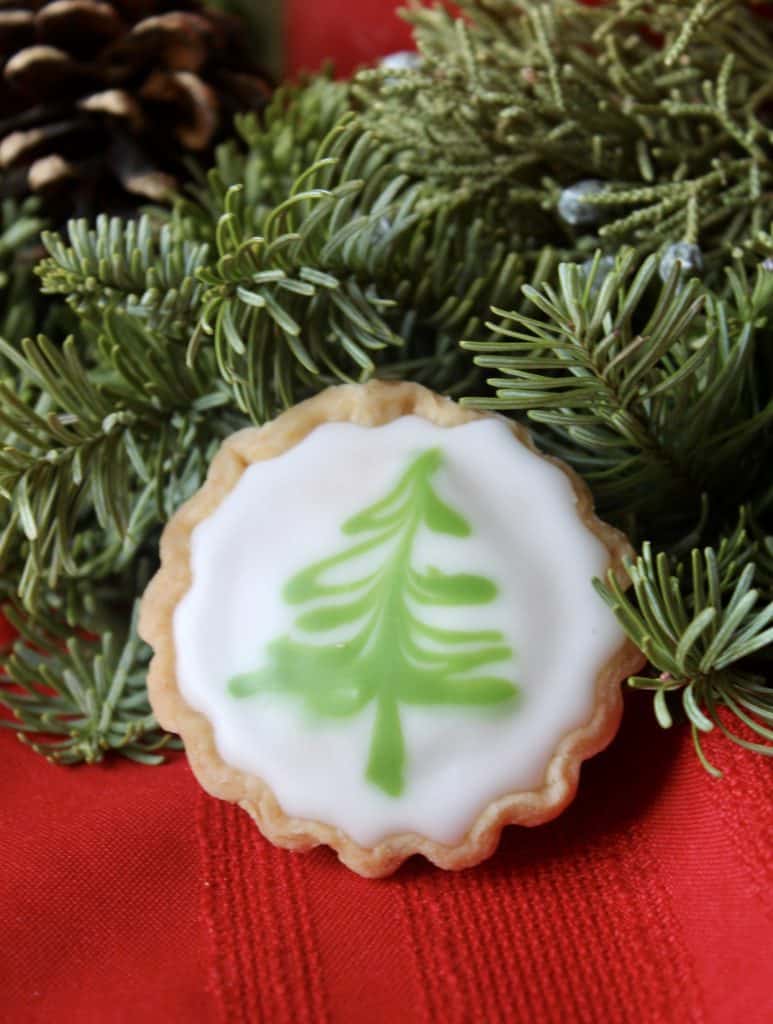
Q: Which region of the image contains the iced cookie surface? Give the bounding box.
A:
[140,381,643,876]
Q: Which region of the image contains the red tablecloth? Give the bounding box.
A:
[2,3,772,1021]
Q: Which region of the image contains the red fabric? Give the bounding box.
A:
[287,0,414,77]
[0,740,212,1022]
[3,694,772,1023]
[3,3,773,1022]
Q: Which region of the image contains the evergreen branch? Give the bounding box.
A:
[462,252,773,540]
[179,75,351,242]
[595,526,773,776]
[0,197,48,349]
[0,600,179,765]
[191,161,403,421]
[186,106,538,418]
[0,332,242,610]
[37,215,209,340]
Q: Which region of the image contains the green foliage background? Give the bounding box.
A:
[1,0,771,772]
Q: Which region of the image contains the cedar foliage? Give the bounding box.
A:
[1,1,771,771]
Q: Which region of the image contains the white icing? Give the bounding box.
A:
[174,416,626,846]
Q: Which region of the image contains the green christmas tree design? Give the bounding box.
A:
[228,448,518,796]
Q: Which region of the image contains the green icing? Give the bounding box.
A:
[228,448,518,796]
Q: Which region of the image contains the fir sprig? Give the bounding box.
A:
[0,600,179,765]
[38,216,209,340]
[188,117,549,413]
[595,525,773,775]
[191,156,403,421]
[0,198,48,348]
[463,252,773,540]
[0,327,241,612]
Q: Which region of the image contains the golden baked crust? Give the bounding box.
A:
[139,380,645,877]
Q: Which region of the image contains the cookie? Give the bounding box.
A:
[139,380,644,877]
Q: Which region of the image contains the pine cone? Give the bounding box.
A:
[0,0,273,217]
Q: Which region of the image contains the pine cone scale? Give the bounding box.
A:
[0,119,86,167]
[79,88,142,127]
[28,151,74,189]
[121,12,213,72]
[5,43,97,98]
[0,9,35,51]
[141,68,216,149]
[37,0,123,56]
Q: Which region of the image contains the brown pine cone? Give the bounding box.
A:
[0,0,273,217]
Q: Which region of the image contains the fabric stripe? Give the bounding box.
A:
[396,818,704,1024]
[198,794,329,1024]
[285,851,330,1022]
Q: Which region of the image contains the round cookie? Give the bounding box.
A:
[139,381,644,876]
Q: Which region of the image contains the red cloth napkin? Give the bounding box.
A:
[3,3,772,1022]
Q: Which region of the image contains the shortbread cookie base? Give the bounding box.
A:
[139,380,644,877]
